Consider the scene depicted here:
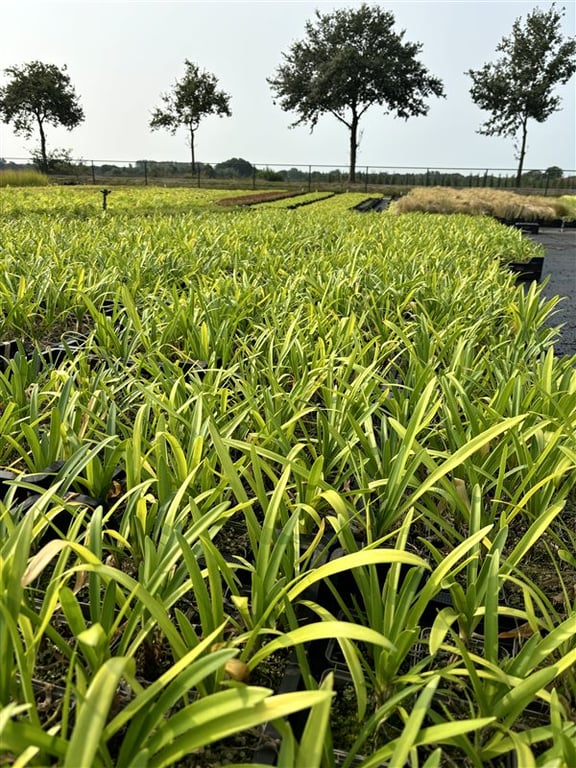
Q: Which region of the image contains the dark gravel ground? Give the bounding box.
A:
[528,227,576,358]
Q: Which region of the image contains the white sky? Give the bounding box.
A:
[0,0,574,173]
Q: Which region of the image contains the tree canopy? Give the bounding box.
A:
[0,61,84,171]
[214,157,254,178]
[268,3,444,183]
[467,4,576,186]
[150,60,231,173]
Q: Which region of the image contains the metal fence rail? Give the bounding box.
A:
[2,156,574,193]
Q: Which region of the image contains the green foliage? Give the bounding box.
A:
[268,2,444,183]
[545,165,563,179]
[558,195,576,220]
[149,60,231,173]
[214,157,254,178]
[257,167,284,182]
[31,146,76,173]
[467,5,576,185]
[0,61,84,171]
[0,169,49,187]
[1,188,575,765]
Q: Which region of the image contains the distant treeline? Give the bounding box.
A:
[1,156,574,190]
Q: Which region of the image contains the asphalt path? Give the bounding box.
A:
[528,227,576,358]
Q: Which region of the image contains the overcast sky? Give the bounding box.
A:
[0,0,574,174]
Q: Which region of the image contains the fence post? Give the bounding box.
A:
[365,167,369,193]
[544,170,550,196]
[91,162,96,185]
[308,165,312,192]
[252,166,256,190]
[144,160,148,186]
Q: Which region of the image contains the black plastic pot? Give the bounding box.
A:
[5,461,125,543]
[1,337,90,374]
[319,548,521,639]
[507,256,544,283]
[286,193,336,210]
[99,298,116,316]
[0,460,66,504]
[353,197,391,213]
[14,490,104,546]
[535,218,576,229]
[0,339,22,371]
[495,218,540,233]
[315,547,430,619]
[247,535,337,765]
[514,221,539,234]
[43,337,85,366]
[409,621,518,668]
[126,356,213,381]
[496,218,576,231]
[0,469,18,495]
[178,359,209,377]
[252,659,304,765]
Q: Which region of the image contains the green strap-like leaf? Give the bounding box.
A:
[296,671,334,766]
[248,620,395,669]
[389,676,439,768]
[287,547,428,602]
[65,656,133,768]
[150,688,331,766]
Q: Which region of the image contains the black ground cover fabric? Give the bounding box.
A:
[534,228,576,358]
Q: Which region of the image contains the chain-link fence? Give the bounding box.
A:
[1,156,574,193]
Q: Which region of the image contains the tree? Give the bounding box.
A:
[0,61,84,171]
[215,157,254,178]
[545,165,563,179]
[467,5,576,187]
[267,4,444,183]
[150,60,231,173]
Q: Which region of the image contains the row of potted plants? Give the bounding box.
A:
[0,190,574,765]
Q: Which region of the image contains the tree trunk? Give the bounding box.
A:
[37,118,48,172]
[349,113,359,185]
[515,116,528,187]
[189,125,196,175]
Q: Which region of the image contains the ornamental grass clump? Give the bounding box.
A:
[390,186,573,221]
[1,187,575,765]
[0,168,50,187]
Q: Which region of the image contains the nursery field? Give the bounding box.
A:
[1,186,575,767]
